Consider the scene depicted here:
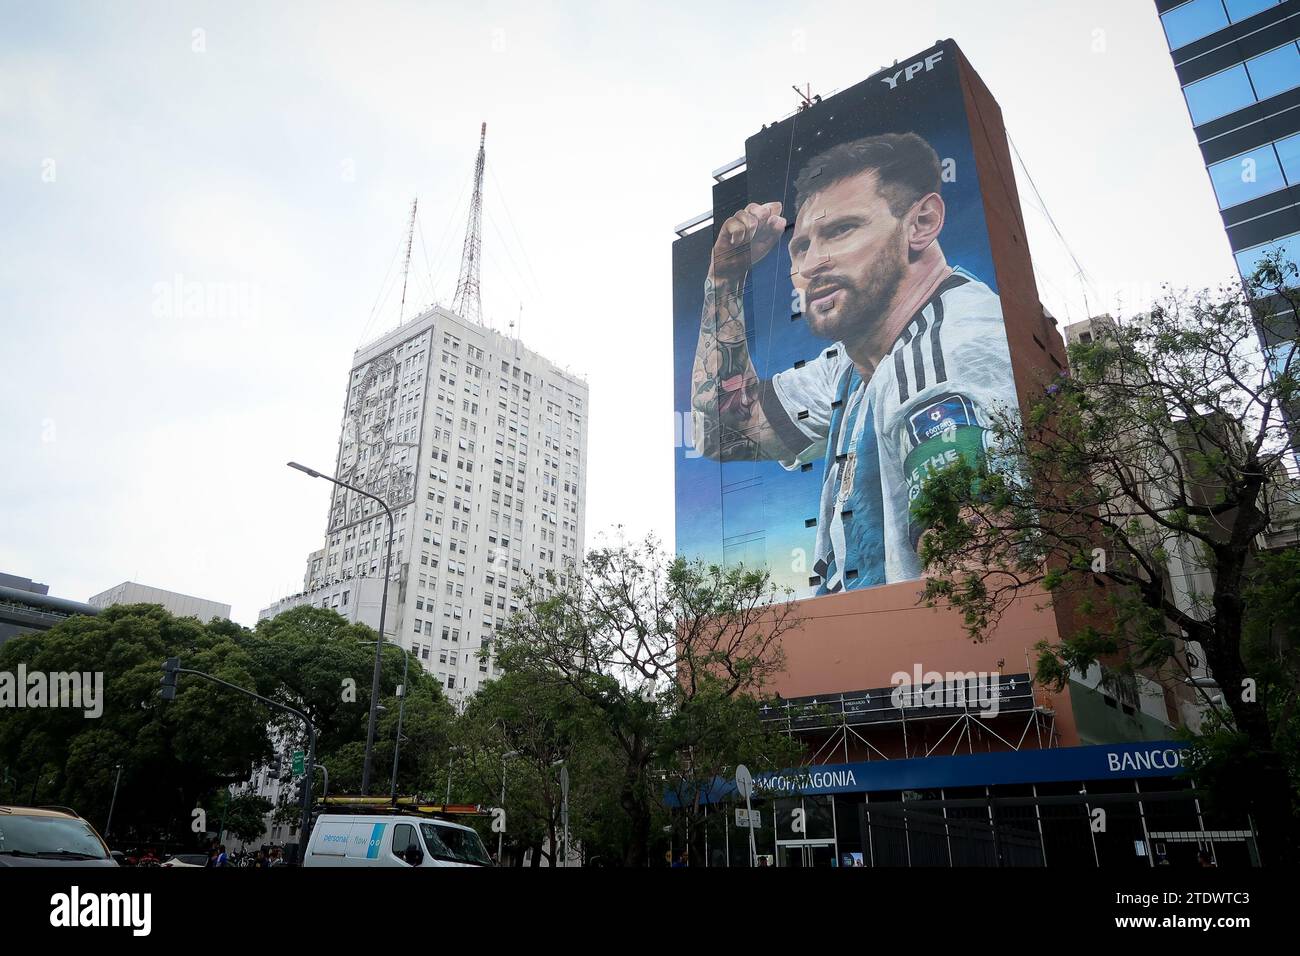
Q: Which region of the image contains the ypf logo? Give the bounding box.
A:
[881,50,944,89]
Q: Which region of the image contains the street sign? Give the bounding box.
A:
[735,764,753,800]
[736,764,758,867]
[292,751,304,776]
[735,809,762,828]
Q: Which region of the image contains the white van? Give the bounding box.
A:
[303,813,493,868]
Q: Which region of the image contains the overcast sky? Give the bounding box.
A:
[0,0,1238,624]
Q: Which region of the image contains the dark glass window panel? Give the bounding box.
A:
[1226,0,1279,23]
[1208,144,1285,207]
[1184,64,1255,124]
[1246,43,1300,101]
[1235,230,1300,278]
[1272,130,1300,183]
[1162,0,1229,49]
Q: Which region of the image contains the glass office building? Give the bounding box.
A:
[1159,1,1300,297]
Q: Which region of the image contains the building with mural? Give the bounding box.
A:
[671,39,1252,867]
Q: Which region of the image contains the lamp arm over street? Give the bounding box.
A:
[288,461,395,795]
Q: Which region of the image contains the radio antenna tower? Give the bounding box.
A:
[398,197,418,324]
[451,122,487,325]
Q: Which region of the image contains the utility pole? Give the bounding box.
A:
[451,123,487,325]
[398,197,418,324]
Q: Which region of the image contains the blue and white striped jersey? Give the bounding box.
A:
[770,268,1017,591]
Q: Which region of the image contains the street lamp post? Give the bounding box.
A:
[445,746,465,805]
[389,646,411,800]
[354,638,410,801]
[498,750,520,864]
[288,461,394,796]
[104,763,123,840]
[552,758,569,868]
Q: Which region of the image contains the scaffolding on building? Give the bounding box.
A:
[760,672,1060,765]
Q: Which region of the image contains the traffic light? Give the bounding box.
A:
[160,657,181,701]
[268,754,283,780]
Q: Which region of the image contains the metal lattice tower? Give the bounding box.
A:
[451,122,487,325]
[398,197,418,324]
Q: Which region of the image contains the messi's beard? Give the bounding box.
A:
[805,222,909,348]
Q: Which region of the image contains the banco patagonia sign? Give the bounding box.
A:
[734,743,1191,799]
[1105,746,1184,774]
[754,768,860,794]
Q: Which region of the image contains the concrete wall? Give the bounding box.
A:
[767,578,1080,748]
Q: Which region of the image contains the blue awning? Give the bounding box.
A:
[664,741,1190,807]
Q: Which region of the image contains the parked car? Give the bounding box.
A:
[0,805,118,867]
[161,853,209,868]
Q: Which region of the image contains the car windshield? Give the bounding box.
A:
[0,815,108,859]
[420,822,491,866]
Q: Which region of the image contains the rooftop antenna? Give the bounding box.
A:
[398,197,418,325]
[792,83,817,111]
[451,122,487,325]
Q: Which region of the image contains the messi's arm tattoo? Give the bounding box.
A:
[690,272,791,461]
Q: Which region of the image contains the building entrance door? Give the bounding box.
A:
[777,842,837,867]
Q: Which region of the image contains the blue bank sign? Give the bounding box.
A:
[754,742,1188,796]
[670,742,1191,806]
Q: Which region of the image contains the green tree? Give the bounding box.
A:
[660,681,803,864]
[1186,547,1300,834]
[0,602,458,847]
[495,534,801,866]
[209,791,274,845]
[453,668,621,865]
[245,609,453,822]
[912,261,1300,862]
[0,604,272,846]
[249,606,403,761]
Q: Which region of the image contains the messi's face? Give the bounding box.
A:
[788,170,910,342]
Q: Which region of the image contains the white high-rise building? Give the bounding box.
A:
[292,304,589,706]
